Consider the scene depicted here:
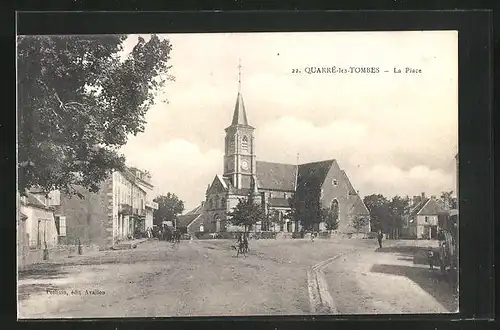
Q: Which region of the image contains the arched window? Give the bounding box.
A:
[209,198,213,209]
[221,198,226,208]
[242,136,248,151]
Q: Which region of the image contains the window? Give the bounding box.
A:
[58,216,67,236]
[425,216,429,223]
[221,198,226,208]
[242,136,248,151]
[209,198,213,209]
[332,179,338,186]
[230,136,235,151]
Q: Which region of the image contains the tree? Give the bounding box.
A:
[363,194,391,232]
[387,195,410,238]
[153,193,184,226]
[227,197,266,233]
[351,215,369,233]
[440,190,456,209]
[17,35,174,196]
[321,204,339,232]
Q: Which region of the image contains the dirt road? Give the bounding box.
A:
[17,238,457,318]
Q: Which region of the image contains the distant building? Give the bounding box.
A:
[176,202,204,235]
[18,191,58,249]
[194,72,370,234]
[403,192,447,239]
[53,167,158,248]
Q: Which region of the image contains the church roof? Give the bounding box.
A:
[231,92,249,126]
[256,161,297,191]
[297,159,335,191]
[341,170,358,195]
[348,194,370,215]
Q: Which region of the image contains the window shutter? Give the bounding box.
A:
[59,216,67,236]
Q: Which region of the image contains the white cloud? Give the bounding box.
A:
[121,138,223,211]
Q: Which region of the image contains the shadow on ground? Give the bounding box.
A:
[18,264,70,280]
[370,263,458,312]
[375,245,430,256]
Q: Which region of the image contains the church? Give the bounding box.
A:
[179,69,371,235]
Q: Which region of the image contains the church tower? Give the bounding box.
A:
[223,60,257,190]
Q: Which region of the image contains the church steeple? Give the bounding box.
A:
[231,59,249,126]
[223,59,256,190]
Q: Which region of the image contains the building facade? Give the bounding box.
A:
[195,77,370,234]
[403,193,447,239]
[18,191,59,249]
[53,167,157,248]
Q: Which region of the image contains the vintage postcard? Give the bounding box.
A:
[17,31,458,318]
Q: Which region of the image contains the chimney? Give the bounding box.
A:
[421,192,425,198]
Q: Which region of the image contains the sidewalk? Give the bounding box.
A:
[322,240,458,314]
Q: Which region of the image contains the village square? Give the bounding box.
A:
[17,33,459,318]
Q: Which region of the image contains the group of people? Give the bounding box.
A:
[152,225,181,243]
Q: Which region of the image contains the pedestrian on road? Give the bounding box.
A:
[427,247,435,270]
[377,230,383,249]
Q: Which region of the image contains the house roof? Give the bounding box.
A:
[256,161,297,191]
[177,214,201,228]
[407,198,428,217]
[417,198,447,215]
[22,193,51,210]
[297,159,335,191]
[184,203,204,216]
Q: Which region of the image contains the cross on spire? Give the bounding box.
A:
[238,58,242,92]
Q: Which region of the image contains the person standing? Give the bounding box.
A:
[377,230,383,249]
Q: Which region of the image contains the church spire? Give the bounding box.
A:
[231,59,249,126]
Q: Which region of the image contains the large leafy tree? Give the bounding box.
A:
[153,193,185,226]
[17,35,173,196]
[363,194,390,232]
[227,197,266,233]
[388,195,410,233]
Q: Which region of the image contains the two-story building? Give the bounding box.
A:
[128,168,158,232]
[403,193,447,239]
[53,167,156,249]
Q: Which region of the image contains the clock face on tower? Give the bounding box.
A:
[241,161,249,170]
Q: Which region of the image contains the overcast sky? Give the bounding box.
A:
[119,31,458,212]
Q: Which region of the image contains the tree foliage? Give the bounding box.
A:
[227,197,266,233]
[440,190,457,209]
[153,193,184,225]
[321,200,339,232]
[351,215,369,233]
[17,35,174,196]
[363,194,390,232]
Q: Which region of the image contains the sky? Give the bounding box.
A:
[119,31,458,212]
